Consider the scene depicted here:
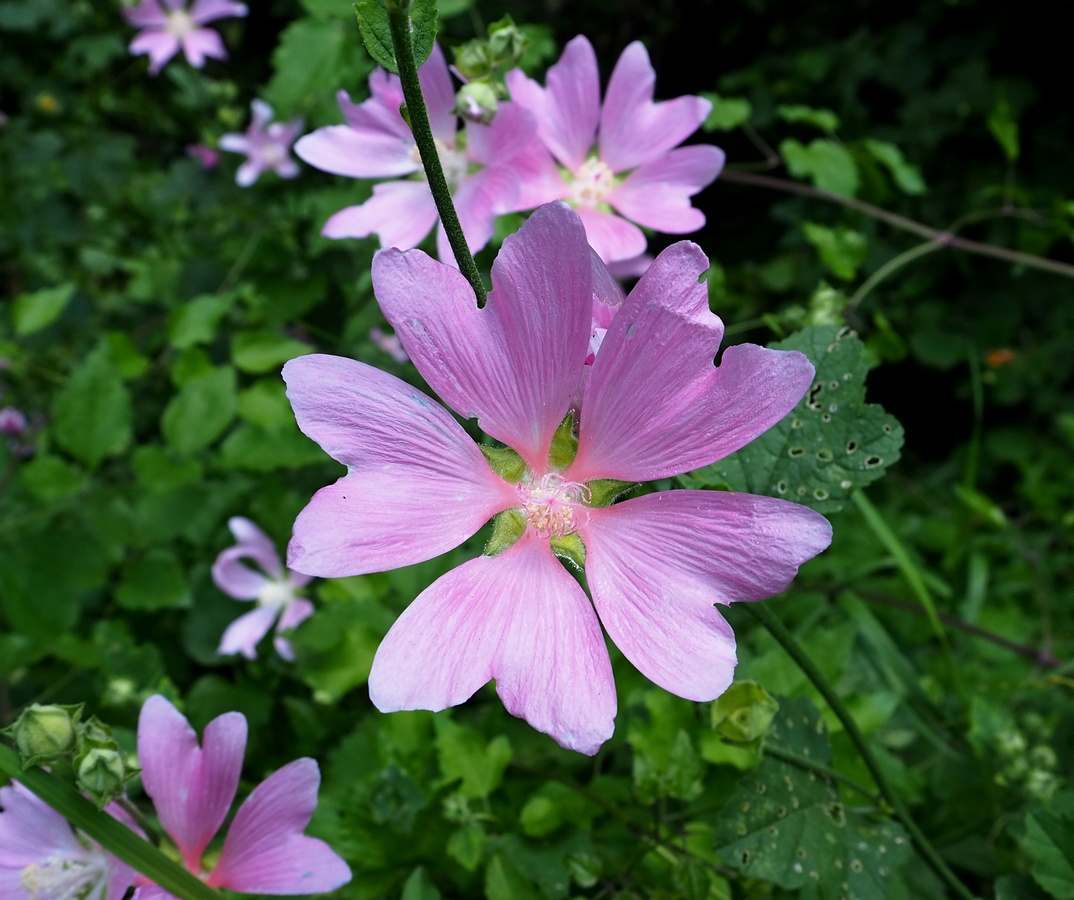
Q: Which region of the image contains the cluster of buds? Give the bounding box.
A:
[451,16,528,124]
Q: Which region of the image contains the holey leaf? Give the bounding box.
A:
[680,325,904,513]
[713,697,911,900]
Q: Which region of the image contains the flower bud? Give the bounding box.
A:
[711,681,779,744]
[4,703,81,766]
[455,82,499,125]
[486,17,528,68]
[76,746,129,807]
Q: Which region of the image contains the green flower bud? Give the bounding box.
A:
[76,747,129,807]
[452,41,493,81]
[486,17,529,68]
[711,681,779,744]
[4,703,82,767]
[456,82,499,125]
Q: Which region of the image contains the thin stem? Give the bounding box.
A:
[386,7,487,306]
[763,744,881,804]
[719,169,1074,280]
[0,744,223,900]
[847,240,944,310]
[743,604,977,900]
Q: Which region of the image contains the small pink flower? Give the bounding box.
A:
[212,517,314,661]
[186,143,219,169]
[134,696,350,900]
[505,36,725,264]
[219,100,304,187]
[283,203,831,754]
[369,327,409,364]
[294,44,536,263]
[0,407,27,436]
[123,0,248,76]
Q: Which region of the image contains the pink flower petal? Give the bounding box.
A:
[580,490,831,700]
[0,783,83,865]
[321,181,437,246]
[610,144,726,232]
[212,550,270,599]
[418,44,457,143]
[535,36,601,170]
[373,202,592,470]
[129,30,180,75]
[227,517,283,576]
[123,0,168,28]
[283,354,515,577]
[217,133,249,154]
[503,140,567,211]
[218,605,279,659]
[180,27,227,68]
[436,165,520,263]
[338,81,409,139]
[465,101,537,167]
[137,696,246,872]
[277,596,314,633]
[189,0,247,23]
[575,206,647,264]
[369,534,616,755]
[209,759,351,894]
[569,242,815,481]
[598,41,713,173]
[293,125,417,179]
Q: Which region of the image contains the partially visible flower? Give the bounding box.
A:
[186,143,219,169]
[369,327,409,364]
[123,0,248,76]
[219,100,303,187]
[134,696,350,900]
[294,44,536,263]
[505,36,725,264]
[0,407,27,436]
[0,782,136,900]
[212,517,313,660]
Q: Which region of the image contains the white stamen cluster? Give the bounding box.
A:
[165,9,195,37]
[518,473,590,540]
[568,157,615,207]
[20,849,111,900]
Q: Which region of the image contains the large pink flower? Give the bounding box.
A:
[294,44,535,263]
[123,0,248,76]
[505,36,725,265]
[283,203,831,755]
[134,696,350,900]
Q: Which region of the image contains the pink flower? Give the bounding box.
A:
[369,327,409,364]
[212,517,314,661]
[283,203,832,755]
[0,407,26,436]
[186,143,219,169]
[0,782,136,900]
[294,44,536,262]
[123,0,248,76]
[505,36,725,265]
[219,100,304,187]
[134,696,350,900]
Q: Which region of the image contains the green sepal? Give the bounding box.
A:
[549,532,586,570]
[548,412,578,469]
[484,509,525,557]
[480,445,526,483]
[587,479,638,508]
[2,703,83,768]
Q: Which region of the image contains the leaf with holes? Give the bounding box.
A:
[713,697,911,900]
[680,325,903,513]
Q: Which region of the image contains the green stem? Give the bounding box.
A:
[386,6,487,306]
[743,604,977,900]
[847,240,944,310]
[764,744,881,804]
[0,744,223,900]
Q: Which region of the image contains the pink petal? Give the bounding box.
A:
[581,490,831,700]
[436,165,520,263]
[465,101,537,167]
[369,534,616,755]
[569,242,815,482]
[212,550,270,599]
[189,0,247,23]
[277,596,314,633]
[218,605,279,659]
[217,133,249,154]
[235,160,262,186]
[575,206,647,264]
[293,125,417,178]
[321,181,437,246]
[504,140,567,211]
[137,696,247,872]
[418,44,457,143]
[180,27,227,68]
[0,783,83,865]
[373,202,592,470]
[129,30,180,75]
[609,144,726,232]
[123,0,168,28]
[598,41,713,172]
[342,78,409,140]
[209,759,351,894]
[283,355,515,577]
[228,518,283,576]
[538,36,600,170]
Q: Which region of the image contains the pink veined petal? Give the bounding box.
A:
[208,759,351,894]
[189,0,247,23]
[535,35,601,170]
[569,241,815,482]
[374,202,592,471]
[129,30,181,75]
[503,140,567,212]
[293,125,417,179]
[436,165,521,263]
[137,696,247,872]
[283,355,515,577]
[609,144,726,232]
[0,783,83,865]
[212,549,270,599]
[342,77,409,140]
[580,491,832,700]
[227,518,284,577]
[598,41,713,172]
[180,27,227,68]
[574,206,648,264]
[218,605,280,659]
[465,101,537,167]
[123,0,168,28]
[417,44,457,143]
[321,181,438,247]
[369,533,616,755]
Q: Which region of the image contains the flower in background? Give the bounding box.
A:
[219,100,304,187]
[0,782,137,900]
[134,696,350,900]
[123,0,248,76]
[294,44,536,263]
[0,407,26,436]
[505,36,725,265]
[283,203,831,754]
[369,327,409,364]
[186,143,219,169]
[212,517,313,660]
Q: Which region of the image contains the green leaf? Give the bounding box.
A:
[237,378,297,430]
[485,853,542,900]
[802,222,868,281]
[988,96,1020,163]
[681,325,904,513]
[19,455,85,503]
[13,282,75,335]
[168,293,234,350]
[115,549,190,611]
[401,866,443,900]
[627,691,704,803]
[436,719,512,799]
[714,697,912,899]
[52,342,133,467]
[355,0,396,71]
[231,331,311,374]
[1018,796,1074,899]
[700,92,753,131]
[409,0,438,66]
[863,138,926,195]
[777,104,840,133]
[265,18,355,113]
[218,424,327,471]
[131,445,203,492]
[781,138,860,197]
[161,366,237,455]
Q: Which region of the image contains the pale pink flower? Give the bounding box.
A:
[212,517,313,661]
[294,44,536,263]
[505,36,725,264]
[134,696,350,900]
[369,327,409,364]
[219,100,304,187]
[186,143,219,169]
[123,0,248,76]
[0,407,26,436]
[0,782,136,900]
[283,203,832,755]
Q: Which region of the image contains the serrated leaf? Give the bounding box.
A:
[52,342,133,467]
[777,104,840,133]
[436,719,512,799]
[802,222,868,281]
[714,697,911,899]
[681,325,904,513]
[863,138,926,195]
[265,18,352,112]
[13,282,75,335]
[355,0,396,71]
[700,91,752,131]
[1018,796,1074,899]
[781,138,860,197]
[409,0,438,66]
[161,366,237,455]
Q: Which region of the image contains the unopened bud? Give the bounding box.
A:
[4,704,81,766]
[486,17,528,68]
[711,681,779,744]
[456,82,499,125]
[452,41,493,81]
[76,747,128,807]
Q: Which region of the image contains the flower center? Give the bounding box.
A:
[165,9,195,37]
[409,138,469,190]
[517,474,590,540]
[568,157,615,207]
[257,580,293,611]
[20,849,110,900]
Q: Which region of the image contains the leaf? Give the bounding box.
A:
[400,866,442,900]
[714,697,912,899]
[231,330,311,374]
[52,342,133,468]
[355,0,396,71]
[19,455,85,503]
[160,366,237,455]
[264,18,353,113]
[863,138,926,195]
[988,96,1020,163]
[777,104,841,133]
[409,0,438,66]
[781,138,860,197]
[1018,796,1074,899]
[802,222,868,281]
[436,718,512,799]
[485,853,542,900]
[13,282,75,335]
[700,92,752,131]
[681,325,904,513]
[168,293,234,350]
[115,549,190,611]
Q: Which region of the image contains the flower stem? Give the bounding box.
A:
[0,743,223,900]
[742,603,977,900]
[386,6,488,306]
